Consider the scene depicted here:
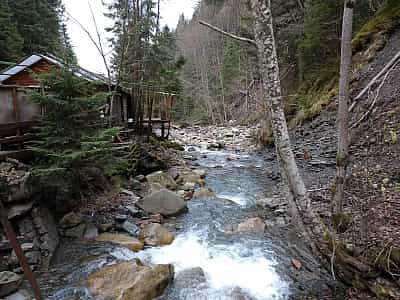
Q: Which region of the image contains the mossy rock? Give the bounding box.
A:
[159,140,184,151]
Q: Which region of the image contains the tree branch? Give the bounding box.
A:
[198,20,257,46]
[350,49,400,112]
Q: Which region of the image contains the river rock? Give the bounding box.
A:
[177,169,204,186]
[0,272,22,297]
[139,223,175,246]
[167,168,179,180]
[83,223,99,240]
[64,223,86,239]
[25,251,40,265]
[237,218,265,233]
[182,182,196,191]
[193,188,215,199]
[96,233,144,252]
[146,171,177,190]
[87,260,174,300]
[2,172,32,204]
[125,205,140,217]
[4,289,31,300]
[121,220,140,236]
[137,189,187,217]
[193,169,207,178]
[255,197,283,209]
[59,212,83,229]
[148,182,164,195]
[7,202,34,219]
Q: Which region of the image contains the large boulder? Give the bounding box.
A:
[7,201,34,219]
[0,272,22,297]
[87,260,174,300]
[59,212,83,229]
[0,160,32,203]
[237,218,266,233]
[96,233,144,252]
[137,189,187,217]
[146,171,177,190]
[139,223,175,247]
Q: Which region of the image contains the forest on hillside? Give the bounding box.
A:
[174,0,397,126]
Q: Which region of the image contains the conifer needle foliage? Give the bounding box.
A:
[30,67,120,177]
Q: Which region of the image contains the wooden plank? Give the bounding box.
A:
[0,134,34,145]
[0,121,38,135]
[0,149,33,161]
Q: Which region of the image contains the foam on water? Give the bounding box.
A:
[133,230,289,300]
[216,192,248,206]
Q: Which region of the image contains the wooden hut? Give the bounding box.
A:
[0,53,176,155]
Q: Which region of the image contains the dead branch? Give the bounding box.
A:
[198,20,257,46]
[350,59,399,129]
[349,49,400,112]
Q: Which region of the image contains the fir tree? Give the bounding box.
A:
[0,0,23,63]
[9,0,71,57]
[30,68,119,176]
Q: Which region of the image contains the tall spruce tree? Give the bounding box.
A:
[8,0,74,58]
[0,0,23,63]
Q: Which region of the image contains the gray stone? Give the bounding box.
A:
[255,197,283,209]
[114,214,128,222]
[84,223,99,240]
[64,223,86,239]
[25,251,41,265]
[193,169,207,178]
[120,189,139,201]
[121,220,140,236]
[146,171,177,190]
[7,202,34,220]
[59,212,82,229]
[137,189,187,217]
[134,175,146,182]
[125,205,140,217]
[4,289,31,300]
[20,243,34,251]
[0,272,22,297]
[237,218,265,233]
[167,168,179,180]
[139,223,175,246]
[182,182,196,191]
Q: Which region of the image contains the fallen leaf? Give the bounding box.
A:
[291,258,302,270]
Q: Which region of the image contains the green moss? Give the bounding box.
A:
[353,0,400,52]
[332,213,353,233]
[288,85,337,128]
[159,140,184,151]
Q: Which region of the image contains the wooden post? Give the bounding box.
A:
[11,88,22,149]
[0,200,43,300]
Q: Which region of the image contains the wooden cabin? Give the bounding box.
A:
[0,53,175,154]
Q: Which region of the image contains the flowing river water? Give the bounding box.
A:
[39,145,333,300]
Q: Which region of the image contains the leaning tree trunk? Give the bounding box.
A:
[250,0,324,240]
[333,0,355,215]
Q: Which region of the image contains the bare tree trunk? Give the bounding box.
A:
[216,52,228,123]
[333,0,355,215]
[250,0,306,201]
[250,0,325,240]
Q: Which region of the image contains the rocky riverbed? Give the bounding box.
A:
[1,124,338,300]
